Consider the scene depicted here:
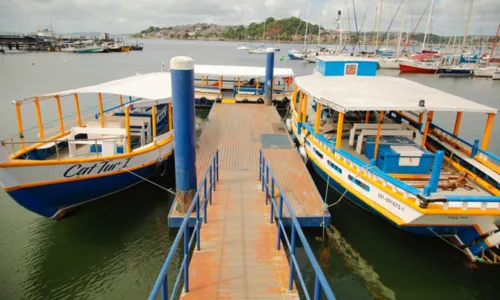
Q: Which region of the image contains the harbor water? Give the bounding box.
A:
[1,40,500,300]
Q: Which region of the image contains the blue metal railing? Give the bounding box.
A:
[259,149,336,300]
[149,150,219,300]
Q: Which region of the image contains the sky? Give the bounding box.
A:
[0,0,498,36]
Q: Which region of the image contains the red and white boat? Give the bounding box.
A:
[399,61,438,73]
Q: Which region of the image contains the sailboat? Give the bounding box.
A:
[248,20,267,54]
[439,0,475,77]
[237,26,251,50]
[474,23,500,77]
[399,0,439,73]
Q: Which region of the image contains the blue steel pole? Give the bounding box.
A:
[171,56,197,213]
[184,225,189,292]
[204,178,207,223]
[270,178,275,223]
[314,277,321,300]
[209,167,213,205]
[264,48,275,106]
[288,223,297,292]
[161,276,168,300]
[425,150,444,196]
[276,195,283,250]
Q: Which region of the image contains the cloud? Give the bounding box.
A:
[0,0,498,35]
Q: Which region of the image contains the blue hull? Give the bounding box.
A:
[288,53,303,60]
[439,68,473,77]
[8,164,155,219]
[309,159,487,255]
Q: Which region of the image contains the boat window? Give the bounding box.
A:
[327,160,342,174]
[348,175,370,191]
[313,148,323,159]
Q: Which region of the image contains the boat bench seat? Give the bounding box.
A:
[349,123,407,147]
[68,127,126,157]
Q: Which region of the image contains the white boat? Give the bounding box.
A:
[304,56,316,63]
[248,47,266,54]
[0,73,175,219]
[493,69,500,80]
[473,66,498,78]
[288,56,500,264]
[237,45,251,50]
[378,57,412,69]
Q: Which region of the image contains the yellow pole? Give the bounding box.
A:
[125,105,131,153]
[482,113,495,150]
[315,103,322,133]
[291,85,297,111]
[98,93,104,128]
[201,76,204,86]
[118,95,123,105]
[418,112,424,124]
[336,112,345,149]
[256,77,260,90]
[151,105,157,138]
[168,102,173,131]
[373,111,385,160]
[34,96,44,140]
[365,111,370,124]
[421,111,434,148]
[55,95,64,134]
[302,93,308,123]
[15,101,25,150]
[453,112,462,136]
[237,77,241,93]
[297,91,304,122]
[74,94,82,127]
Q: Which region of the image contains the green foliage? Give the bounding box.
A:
[224,17,324,41]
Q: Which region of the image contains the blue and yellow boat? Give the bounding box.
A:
[0,73,175,219]
[287,56,500,264]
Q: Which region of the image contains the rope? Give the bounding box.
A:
[428,228,483,262]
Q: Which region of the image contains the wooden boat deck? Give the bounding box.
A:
[169,104,329,227]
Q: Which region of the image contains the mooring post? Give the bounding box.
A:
[171,56,197,213]
[264,48,275,106]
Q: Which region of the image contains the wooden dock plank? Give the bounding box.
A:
[181,171,299,299]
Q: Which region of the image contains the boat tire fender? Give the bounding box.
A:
[154,158,168,177]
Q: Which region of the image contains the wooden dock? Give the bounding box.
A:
[168,104,328,299]
[169,104,329,227]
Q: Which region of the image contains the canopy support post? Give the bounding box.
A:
[55,95,64,134]
[297,91,304,122]
[315,103,322,133]
[168,103,173,131]
[453,112,462,136]
[302,93,308,123]
[74,94,82,127]
[34,96,44,141]
[152,105,157,139]
[421,111,434,148]
[365,112,370,124]
[98,93,104,128]
[374,111,385,161]
[291,85,297,111]
[482,113,495,150]
[237,77,241,94]
[15,101,25,150]
[336,113,345,149]
[125,105,131,153]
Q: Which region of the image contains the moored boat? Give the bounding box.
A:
[121,45,131,52]
[248,47,266,54]
[473,66,498,78]
[287,56,500,264]
[493,69,500,80]
[0,73,175,219]
[399,61,438,73]
[438,65,473,77]
[237,45,250,50]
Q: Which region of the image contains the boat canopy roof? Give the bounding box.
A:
[19,72,172,103]
[194,64,295,78]
[316,56,378,63]
[295,73,498,114]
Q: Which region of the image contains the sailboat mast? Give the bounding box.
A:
[488,24,500,66]
[462,0,474,50]
[304,0,312,49]
[373,6,378,49]
[318,0,323,47]
[263,19,266,44]
[422,0,434,52]
[375,0,384,47]
[396,0,407,57]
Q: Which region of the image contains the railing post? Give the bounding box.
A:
[196,195,201,251]
[209,167,213,205]
[314,277,321,300]
[162,276,168,300]
[213,162,217,191]
[259,150,262,181]
[261,157,265,191]
[265,167,269,205]
[204,178,208,224]
[288,223,296,292]
[184,225,189,293]
[216,151,219,181]
[270,178,275,223]
[276,195,283,250]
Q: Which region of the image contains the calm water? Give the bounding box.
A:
[1,40,500,300]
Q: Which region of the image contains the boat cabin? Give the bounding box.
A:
[193,64,294,106]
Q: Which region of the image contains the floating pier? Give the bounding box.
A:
[150,53,334,300]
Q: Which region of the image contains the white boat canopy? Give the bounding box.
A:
[19,72,173,103]
[194,64,295,78]
[295,73,498,114]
